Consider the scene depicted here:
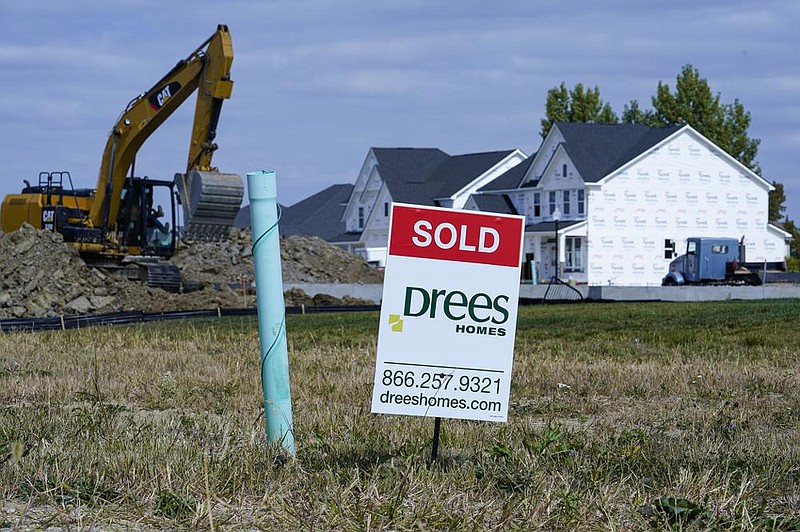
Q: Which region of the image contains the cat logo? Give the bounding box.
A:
[148,82,182,111]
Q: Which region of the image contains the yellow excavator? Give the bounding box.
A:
[0,25,244,292]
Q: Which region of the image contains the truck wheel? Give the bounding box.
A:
[662,277,677,286]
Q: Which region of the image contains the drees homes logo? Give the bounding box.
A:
[395,285,510,337]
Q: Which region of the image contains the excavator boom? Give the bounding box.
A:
[89,24,243,241]
[1,25,245,292]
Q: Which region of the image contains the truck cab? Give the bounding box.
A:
[662,237,741,285]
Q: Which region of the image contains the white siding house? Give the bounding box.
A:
[338,147,526,266]
[478,122,790,286]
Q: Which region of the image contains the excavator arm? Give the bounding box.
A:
[89,24,243,240]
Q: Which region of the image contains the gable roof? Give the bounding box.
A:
[371,148,450,205]
[469,193,518,215]
[480,156,534,192]
[371,148,515,205]
[278,183,354,240]
[554,122,682,182]
[431,150,516,198]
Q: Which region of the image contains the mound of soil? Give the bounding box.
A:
[0,224,382,318]
[170,230,384,286]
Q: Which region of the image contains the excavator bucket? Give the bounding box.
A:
[175,170,244,240]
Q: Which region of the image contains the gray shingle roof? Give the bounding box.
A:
[554,122,682,182]
[480,157,534,192]
[277,183,354,240]
[371,148,450,205]
[372,148,515,204]
[469,193,518,215]
[277,148,520,242]
[524,219,584,233]
[431,150,516,198]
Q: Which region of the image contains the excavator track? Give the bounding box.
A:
[108,261,182,293]
[175,170,244,241]
[141,262,182,293]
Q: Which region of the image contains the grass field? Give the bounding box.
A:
[1,299,799,530]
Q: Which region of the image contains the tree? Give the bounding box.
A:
[650,65,761,173]
[782,218,800,265]
[621,99,655,125]
[540,65,795,258]
[540,83,617,138]
[543,66,762,173]
[768,181,787,223]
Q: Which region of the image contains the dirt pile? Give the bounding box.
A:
[0,225,382,319]
[171,230,384,285]
[0,223,153,318]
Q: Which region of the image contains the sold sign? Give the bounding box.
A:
[388,205,524,267]
[371,203,525,422]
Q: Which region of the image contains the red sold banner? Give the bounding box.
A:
[388,205,524,267]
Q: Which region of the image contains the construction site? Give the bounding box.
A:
[0,223,383,319]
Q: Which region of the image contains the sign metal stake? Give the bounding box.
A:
[431,416,442,463]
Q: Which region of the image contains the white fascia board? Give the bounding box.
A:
[524,220,588,237]
[681,125,773,191]
[362,182,390,232]
[768,223,792,239]
[536,144,570,190]
[593,125,773,191]
[359,165,383,204]
[342,149,378,222]
[443,149,528,203]
[559,219,588,236]
[523,126,565,185]
[682,125,773,191]
[474,187,520,195]
[591,127,685,186]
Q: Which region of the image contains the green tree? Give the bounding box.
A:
[650,64,761,173]
[541,67,793,242]
[621,99,655,125]
[768,181,787,223]
[782,218,800,265]
[540,83,618,138]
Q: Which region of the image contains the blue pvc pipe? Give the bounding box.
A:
[247,170,295,456]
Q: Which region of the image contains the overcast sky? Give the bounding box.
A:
[1,1,798,222]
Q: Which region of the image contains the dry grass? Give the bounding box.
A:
[1,300,799,530]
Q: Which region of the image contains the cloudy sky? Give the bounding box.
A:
[1,1,798,221]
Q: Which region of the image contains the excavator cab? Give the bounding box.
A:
[117,177,176,257]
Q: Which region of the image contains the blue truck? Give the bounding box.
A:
[662,237,790,286]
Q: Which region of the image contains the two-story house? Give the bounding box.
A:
[335,147,527,266]
[476,122,790,286]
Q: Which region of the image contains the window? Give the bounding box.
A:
[563,190,570,216]
[533,192,541,217]
[565,237,583,271]
[664,239,676,259]
[577,190,585,215]
[562,164,568,178]
[711,244,729,254]
[384,202,389,217]
[549,191,557,216]
[358,207,364,229]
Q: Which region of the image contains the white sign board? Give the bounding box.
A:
[371,203,525,422]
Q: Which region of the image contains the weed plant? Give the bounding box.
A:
[1,300,798,530]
